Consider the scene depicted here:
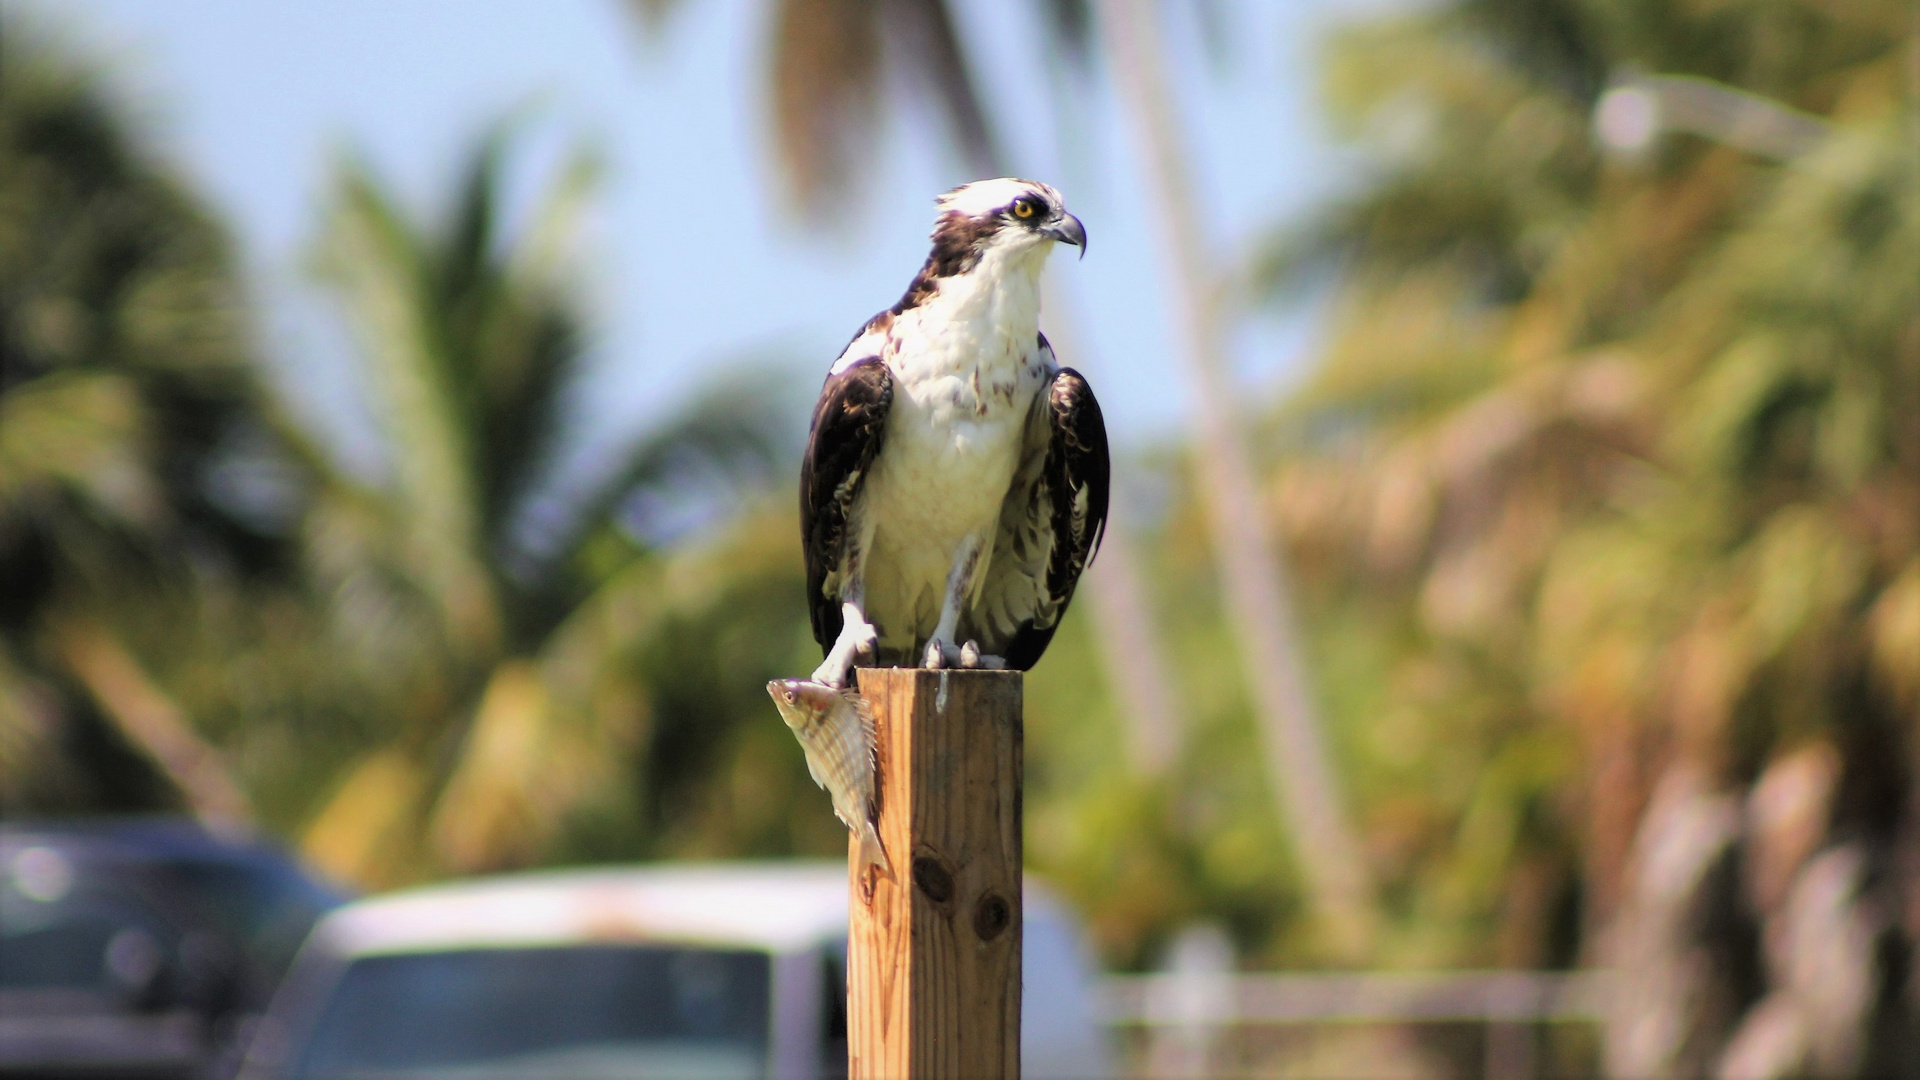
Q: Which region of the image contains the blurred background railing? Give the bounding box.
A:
[1100,969,1610,1080]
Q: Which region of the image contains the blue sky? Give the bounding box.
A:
[59,0,1370,491]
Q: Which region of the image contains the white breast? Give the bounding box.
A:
[855,266,1052,650]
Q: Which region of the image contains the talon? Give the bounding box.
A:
[924,639,947,670]
[960,640,982,669]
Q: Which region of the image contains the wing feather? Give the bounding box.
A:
[969,350,1110,669]
[801,354,893,652]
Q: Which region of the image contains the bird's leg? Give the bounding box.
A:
[815,601,878,687]
[923,535,984,669]
[814,574,877,689]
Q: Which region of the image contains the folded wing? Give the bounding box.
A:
[968,354,1111,669]
[801,355,894,652]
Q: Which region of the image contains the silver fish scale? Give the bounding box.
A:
[796,691,876,831]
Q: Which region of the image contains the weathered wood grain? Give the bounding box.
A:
[848,667,1023,1080]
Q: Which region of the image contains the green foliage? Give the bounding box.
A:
[289,127,820,887]
[0,21,839,894]
[0,14,301,817]
[1249,0,1916,996]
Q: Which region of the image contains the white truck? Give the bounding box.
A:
[234,861,1111,1079]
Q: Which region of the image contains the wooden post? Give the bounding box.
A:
[849,668,1023,1080]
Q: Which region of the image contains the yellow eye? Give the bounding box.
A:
[1012,198,1037,219]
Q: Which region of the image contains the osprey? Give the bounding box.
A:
[803,178,1110,687]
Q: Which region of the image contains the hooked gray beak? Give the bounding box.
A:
[1042,212,1087,258]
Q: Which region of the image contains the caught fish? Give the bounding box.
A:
[767,678,891,877]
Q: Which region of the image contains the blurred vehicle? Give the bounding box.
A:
[0,818,346,1080]
[235,861,1111,1080]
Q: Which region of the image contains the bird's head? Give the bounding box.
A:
[929,178,1086,271]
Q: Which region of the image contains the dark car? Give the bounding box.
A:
[0,818,345,1080]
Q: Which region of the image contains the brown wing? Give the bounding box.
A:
[801,355,893,652]
[968,358,1110,670]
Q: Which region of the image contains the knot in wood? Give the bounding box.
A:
[911,855,954,905]
[973,892,1011,941]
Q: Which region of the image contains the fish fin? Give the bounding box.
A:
[843,687,877,738]
[857,821,893,879]
[800,748,831,793]
[845,687,881,816]
[834,686,889,878]
[828,801,857,832]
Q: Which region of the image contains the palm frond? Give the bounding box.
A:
[763,0,1004,218]
[313,153,503,658]
[767,0,885,215]
[879,0,1001,174]
[1258,0,1916,1037]
[552,368,799,563]
[0,371,160,530]
[300,748,431,888]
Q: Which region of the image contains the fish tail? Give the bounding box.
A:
[856,821,893,879]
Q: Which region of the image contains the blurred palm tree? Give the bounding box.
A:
[0,15,289,825]
[0,10,947,895]
[1257,0,1915,1069]
[291,126,799,885]
[1100,0,1381,956]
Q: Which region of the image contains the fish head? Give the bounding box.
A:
[766,678,841,731]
